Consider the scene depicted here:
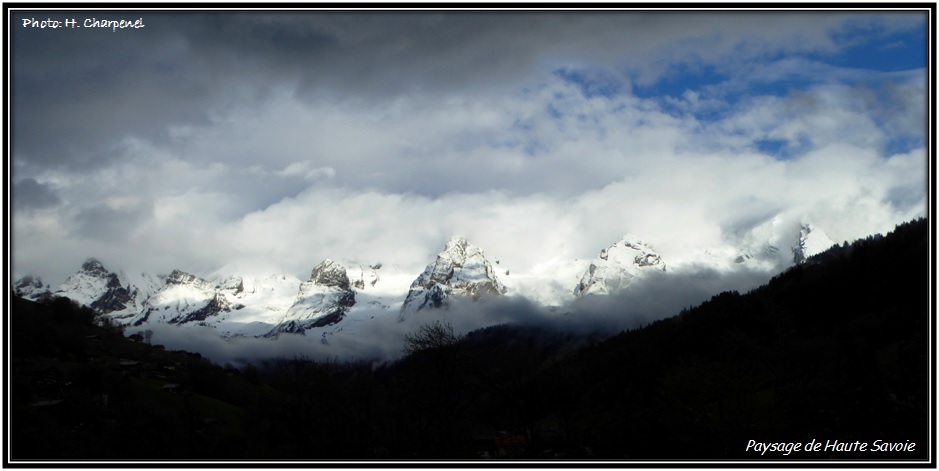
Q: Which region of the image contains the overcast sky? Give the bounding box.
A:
[10,8,929,287]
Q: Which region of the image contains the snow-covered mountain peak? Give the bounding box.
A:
[35,258,159,320]
[214,275,245,296]
[267,259,357,336]
[135,269,234,327]
[574,235,667,297]
[80,257,109,277]
[309,259,352,290]
[400,237,507,315]
[13,275,51,300]
[602,235,665,268]
[167,269,206,286]
[436,236,479,271]
[792,223,836,264]
[611,233,649,251]
[11,217,858,342]
[445,235,468,249]
[54,258,120,308]
[441,235,473,257]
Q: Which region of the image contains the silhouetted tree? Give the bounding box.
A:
[403,320,459,355]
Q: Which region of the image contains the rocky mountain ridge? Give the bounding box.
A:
[573,235,666,298]
[13,222,839,338]
[400,237,507,317]
[269,259,357,336]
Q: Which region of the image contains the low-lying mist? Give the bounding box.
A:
[139,264,776,367]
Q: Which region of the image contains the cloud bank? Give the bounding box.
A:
[11,10,928,307]
[137,261,777,366]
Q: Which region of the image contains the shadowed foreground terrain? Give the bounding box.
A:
[9,218,930,461]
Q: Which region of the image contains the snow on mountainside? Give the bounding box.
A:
[500,257,589,308]
[134,270,236,326]
[40,258,161,321]
[268,259,357,336]
[13,275,51,301]
[53,258,120,308]
[574,235,667,297]
[731,215,795,271]
[10,219,850,345]
[211,273,304,337]
[400,236,507,316]
[734,243,781,265]
[733,217,836,269]
[13,256,407,339]
[791,224,836,264]
[345,262,383,290]
[207,261,407,338]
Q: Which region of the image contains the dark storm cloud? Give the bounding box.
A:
[188,12,869,97]
[12,178,60,210]
[10,9,927,289]
[72,202,152,240]
[12,11,870,174]
[13,13,214,172]
[12,12,339,172]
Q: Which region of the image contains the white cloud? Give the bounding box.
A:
[11,12,927,298]
[275,161,336,181]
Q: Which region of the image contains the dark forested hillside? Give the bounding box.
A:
[8,218,930,462]
[9,295,284,459]
[525,217,930,459]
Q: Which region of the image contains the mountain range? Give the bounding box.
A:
[13,222,838,339]
[9,218,927,460]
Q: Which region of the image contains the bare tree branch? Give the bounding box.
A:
[403,320,459,355]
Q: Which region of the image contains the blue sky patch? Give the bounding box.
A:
[822,17,927,72]
[632,62,726,101]
[554,67,625,99]
[755,138,788,157]
[883,135,925,157]
[755,135,813,161]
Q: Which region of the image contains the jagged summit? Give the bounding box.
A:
[167,269,203,285]
[574,234,667,297]
[136,269,234,326]
[15,258,161,321]
[791,223,836,264]
[731,216,838,270]
[400,236,507,315]
[54,258,130,312]
[215,276,245,296]
[269,259,357,335]
[309,259,352,290]
[13,275,51,300]
[80,257,108,276]
[9,219,869,340]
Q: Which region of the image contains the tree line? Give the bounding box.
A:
[9,218,929,461]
